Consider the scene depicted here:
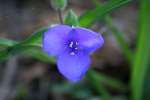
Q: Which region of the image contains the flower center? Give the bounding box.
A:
[68,41,79,56]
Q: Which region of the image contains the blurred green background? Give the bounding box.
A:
[0,0,150,100]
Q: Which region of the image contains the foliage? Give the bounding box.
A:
[131,0,150,100]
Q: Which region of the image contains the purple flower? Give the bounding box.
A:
[42,25,104,82]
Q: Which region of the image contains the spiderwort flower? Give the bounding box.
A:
[42,25,104,82]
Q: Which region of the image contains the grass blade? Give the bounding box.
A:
[79,0,131,27]
[131,0,150,100]
[0,38,17,47]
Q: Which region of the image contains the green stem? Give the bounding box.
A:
[58,9,63,24]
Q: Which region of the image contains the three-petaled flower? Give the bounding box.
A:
[42,25,104,82]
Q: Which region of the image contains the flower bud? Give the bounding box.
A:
[50,0,67,11]
[64,9,79,26]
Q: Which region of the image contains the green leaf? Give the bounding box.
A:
[64,9,79,26]
[0,44,54,63]
[0,49,9,61]
[21,27,48,47]
[50,0,67,11]
[131,0,150,100]
[79,0,132,27]
[0,27,49,62]
[0,38,17,48]
[0,38,17,60]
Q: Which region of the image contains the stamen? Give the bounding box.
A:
[70,52,75,55]
[69,41,74,48]
[75,42,78,45]
[75,47,78,50]
[68,41,79,55]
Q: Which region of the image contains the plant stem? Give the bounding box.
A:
[58,9,63,24]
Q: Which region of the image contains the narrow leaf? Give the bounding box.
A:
[79,0,131,27]
[20,27,48,47]
[0,38,17,47]
[131,0,150,100]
